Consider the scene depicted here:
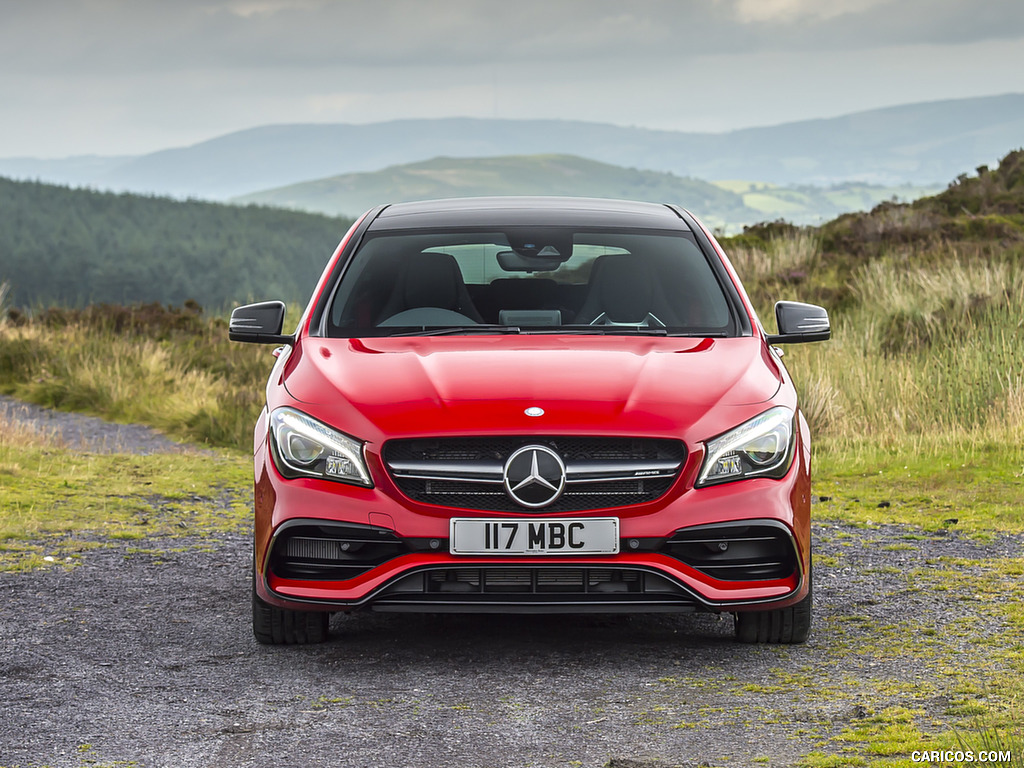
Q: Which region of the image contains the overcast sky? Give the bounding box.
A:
[2,0,1023,158]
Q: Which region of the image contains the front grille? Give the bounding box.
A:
[384,436,685,512]
[374,565,697,610]
[663,522,798,582]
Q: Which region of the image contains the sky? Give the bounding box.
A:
[1,0,1023,158]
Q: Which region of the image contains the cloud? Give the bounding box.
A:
[733,0,890,23]
[2,0,1023,77]
[1,0,1023,156]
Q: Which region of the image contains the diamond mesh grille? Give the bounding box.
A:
[384,436,684,512]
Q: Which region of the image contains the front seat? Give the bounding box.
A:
[376,251,484,325]
[574,253,683,326]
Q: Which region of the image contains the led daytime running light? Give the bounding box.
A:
[697,406,795,487]
[270,407,372,487]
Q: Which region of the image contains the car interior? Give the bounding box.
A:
[326,230,734,336]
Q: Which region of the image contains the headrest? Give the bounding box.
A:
[403,252,462,310]
[599,255,653,322]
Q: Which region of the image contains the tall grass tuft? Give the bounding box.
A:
[729,230,822,285]
[0,302,276,449]
[0,280,10,328]
[0,401,63,449]
[955,716,1024,767]
[732,231,1024,456]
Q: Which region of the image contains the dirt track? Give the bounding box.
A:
[1,400,1020,768]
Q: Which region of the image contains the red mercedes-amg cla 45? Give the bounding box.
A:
[230,197,830,645]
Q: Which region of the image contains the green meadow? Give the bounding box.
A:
[713,179,943,224]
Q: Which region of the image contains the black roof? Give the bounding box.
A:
[368,196,690,231]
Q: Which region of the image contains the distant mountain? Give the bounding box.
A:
[233,153,942,230]
[232,154,758,228]
[2,94,1021,199]
[0,155,134,188]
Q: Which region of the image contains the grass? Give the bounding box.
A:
[955,718,1024,768]
[785,254,1024,449]
[812,444,1024,533]
[0,302,275,449]
[0,388,251,572]
[727,228,823,286]
[0,449,252,571]
[0,302,261,571]
[730,232,1024,456]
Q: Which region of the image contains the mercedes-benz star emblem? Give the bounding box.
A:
[503,445,566,508]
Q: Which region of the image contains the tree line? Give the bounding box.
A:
[0,176,354,311]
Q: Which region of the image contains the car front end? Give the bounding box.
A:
[231,197,828,644]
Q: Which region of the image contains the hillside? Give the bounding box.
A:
[235,154,941,230]
[720,149,1024,341]
[0,177,353,310]
[2,94,1021,199]
[813,149,1024,257]
[714,180,943,225]
[232,154,757,227]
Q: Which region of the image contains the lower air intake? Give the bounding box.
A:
[663,522,798,581]
[370,565,699,613]
[269,523,405,581]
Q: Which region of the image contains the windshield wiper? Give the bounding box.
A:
[540,325,730,337]
[667,331,728,338]
[384,325,727,338]
[547,325,670,336]
[386,325,522,337]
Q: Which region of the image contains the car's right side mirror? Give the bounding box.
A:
[765,301,831,344]
[229,300,293,345]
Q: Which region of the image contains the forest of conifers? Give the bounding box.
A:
[0,176,354,310]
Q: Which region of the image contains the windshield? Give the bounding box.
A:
[324,229,736,337]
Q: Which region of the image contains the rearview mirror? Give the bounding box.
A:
[496,250,564,273]
[765,301,830,344]
[229,301,292,344]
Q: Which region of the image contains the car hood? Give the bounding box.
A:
[280,335,785,445]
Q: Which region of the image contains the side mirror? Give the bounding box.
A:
[765,301,830,344]
[229,301,292,344]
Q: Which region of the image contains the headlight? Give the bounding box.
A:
[696,406,795,487]
[269,407,373,487]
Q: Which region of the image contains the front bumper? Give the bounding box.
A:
[261,546,803,615]
[253,437,811,614]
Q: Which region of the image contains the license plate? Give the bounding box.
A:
[450,517,619,555]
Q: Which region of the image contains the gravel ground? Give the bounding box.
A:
[1,400,1021,768]
[0,395,203,455]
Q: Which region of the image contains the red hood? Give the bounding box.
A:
[280,335,784,446]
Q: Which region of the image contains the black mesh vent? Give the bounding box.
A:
[269,523,405,581]
[663,523,798,582]
[385,436,683,464]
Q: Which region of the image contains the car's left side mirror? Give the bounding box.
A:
[229,301,293,344]
[765,301,830,344]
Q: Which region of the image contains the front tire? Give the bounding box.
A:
[734,569,812,644]
[252,574,329,645]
